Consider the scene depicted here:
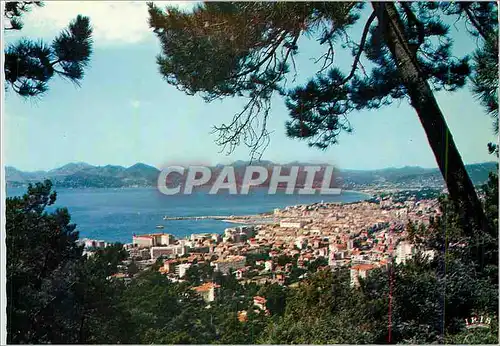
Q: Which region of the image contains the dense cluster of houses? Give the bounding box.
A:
[96,196,440,303]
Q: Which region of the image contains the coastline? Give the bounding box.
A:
[6,186,372,243]
[7,183,372,194]
[162,190,374,227]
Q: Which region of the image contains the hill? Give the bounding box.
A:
[5,161,497,189]
[6,162,161,188]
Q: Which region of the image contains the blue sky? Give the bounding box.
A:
[3,1,497,172]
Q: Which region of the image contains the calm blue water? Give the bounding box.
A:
[6,187,369,243]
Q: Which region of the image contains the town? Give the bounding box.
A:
[79,190,441,316]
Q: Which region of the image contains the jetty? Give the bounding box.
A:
[163,215,253,221]
[161,215,279,225]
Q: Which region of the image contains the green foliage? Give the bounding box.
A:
[74,249,133,344]
[439,1,498,98]
[6,180,84,343]
[245,252,270,267]
[439,2,499,152]
[445,319,499,345]
[4,2,93,97]
[482,171,499,229]
[258,283,288,316]
[127,260,140,276]
[147,1,493,252]
[472,32,498,128]
[258,173,499,344]
[306,256,329,273]
[151,257,163,272]
[285,1,472,148]
[184,262,214,285]
[91,243,128,275]
[276,254,295,267]
[148,1,494,243]
[408,171,499,270]
[260,269,385,344]
[286,266,307,285]
[467,3,498,154]
[4,1,43,30]
[148,2,360,101]
[6,181,134,344]
[120,271,214,344]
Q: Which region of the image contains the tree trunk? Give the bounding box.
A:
[371,3,492,243]
[78,313,86,344]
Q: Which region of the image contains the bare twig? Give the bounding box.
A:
[339,10,376,85]
[229,30,288,80]
[212,32,301,160]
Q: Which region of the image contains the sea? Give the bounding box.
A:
[6,187,370,244]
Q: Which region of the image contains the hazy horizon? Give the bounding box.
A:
[5,159,497,174]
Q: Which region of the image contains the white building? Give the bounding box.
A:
[150,245,188,260]
[150,246,174,259]
[235,267,248,280]
[315,247,328,258]
[132,235,155,248]
[81,238,107,249]
[295,237,307,250]
[133,233,175,248]
[253,296,267,311]
[264,260,274,272]
[350,263,376,287]
[160,234,175,246]
[422,249,436,261]
[212,255,246,275]
[176,263,192,278]
[191,233,211,242]
[395,241,415,264]
[193,282,220,303]
[280,220,306,229]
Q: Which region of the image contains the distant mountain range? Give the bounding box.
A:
[5,161,497,190]
[6,162,160,188]
[338,162,497,190]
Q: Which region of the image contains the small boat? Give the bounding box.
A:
[155,225,165,229]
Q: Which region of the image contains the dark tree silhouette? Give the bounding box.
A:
[4,1,42,30]
[6,180,83,343]
[440,2,499,154]
[4,1,93,97]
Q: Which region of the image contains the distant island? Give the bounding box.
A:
[5,161,497,190]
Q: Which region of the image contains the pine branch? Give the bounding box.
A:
[464,6,496,44]
[401,2,425,50]
[229,30,288,80]
[213,32,300,159]
[340,10,376,85]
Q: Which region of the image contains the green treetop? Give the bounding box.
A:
[4,1,93,97]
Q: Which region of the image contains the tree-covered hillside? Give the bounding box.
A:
[6,173,498,344]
